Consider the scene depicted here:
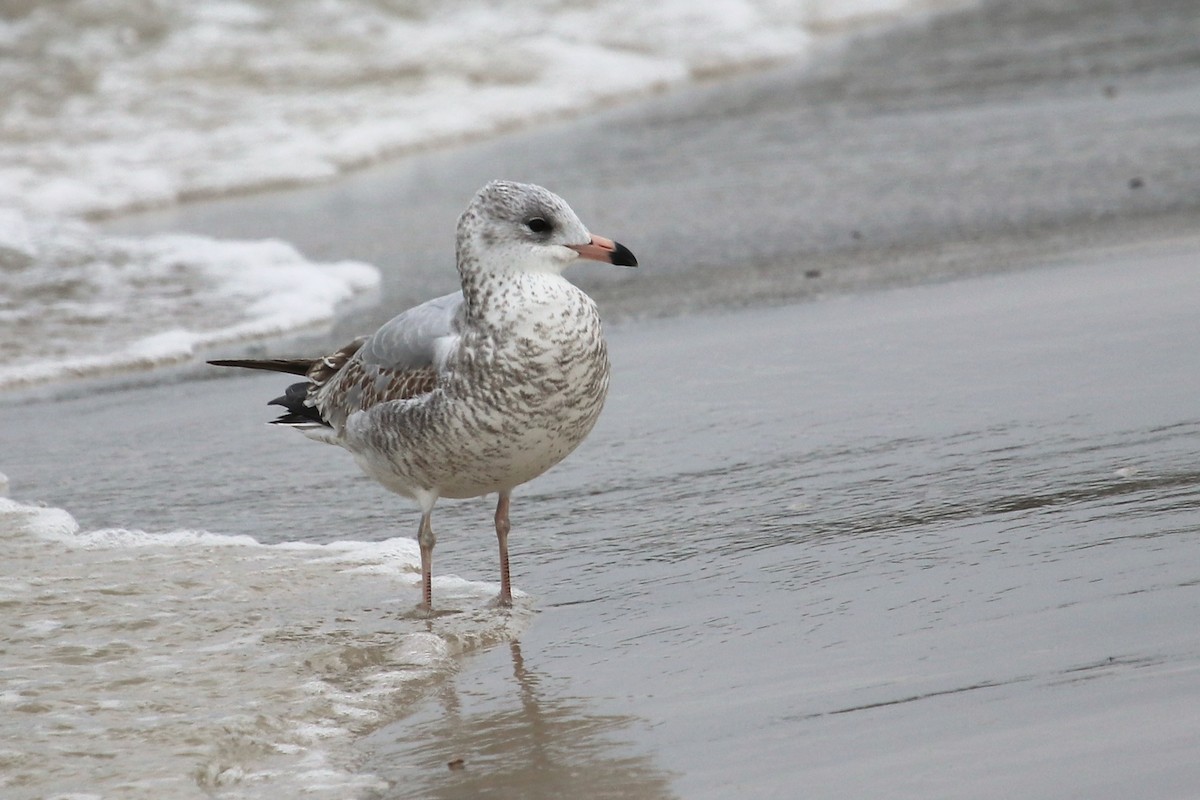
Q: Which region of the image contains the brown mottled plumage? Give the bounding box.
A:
[324,360,439,416]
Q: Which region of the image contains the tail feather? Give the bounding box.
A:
[267,381,326,426]
[210,345,365,433]
[208,358,315,376]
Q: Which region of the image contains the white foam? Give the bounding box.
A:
[0,493,530,799]
[0,210,380,390]
[1,0,954,390]
[0,496,80,538]
[0,0,947,220]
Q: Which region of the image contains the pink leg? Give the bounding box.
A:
[495,491,513,607]
[418,511,435,610]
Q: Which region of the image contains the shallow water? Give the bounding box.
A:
[0,498,535,799]
[3,240,1198,797]
[0,218,379,390]
[3,0,1199,794]
[361,242,1200,798]
[3,0,905,219]
[1,0,949,393]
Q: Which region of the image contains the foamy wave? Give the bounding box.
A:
[0,494,528,799]
[0,0,953,390]
[0,0,945,219]
[0,496,79,538]
[0,209,379,390]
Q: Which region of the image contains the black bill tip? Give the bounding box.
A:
[610,241,638,268]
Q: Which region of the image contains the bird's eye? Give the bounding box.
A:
[526,217,552,234]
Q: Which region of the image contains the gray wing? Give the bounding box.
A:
[313,291,464,431]
[358,290,464,370]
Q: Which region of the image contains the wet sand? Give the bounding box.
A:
[104,0,1200,336]
[5,237,1198,798]
[360,241,1200,799]
[5,0,1200,797]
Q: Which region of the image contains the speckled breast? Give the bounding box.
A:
[346,283,612,500]
[432,305,611,497]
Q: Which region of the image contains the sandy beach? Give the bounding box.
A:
[4,0,1200,797]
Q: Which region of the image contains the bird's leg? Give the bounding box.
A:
[418,510,436,610]
[494,491,513,607]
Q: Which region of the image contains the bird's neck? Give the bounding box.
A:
[460,267,577,326]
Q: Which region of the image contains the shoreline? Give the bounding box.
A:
[4,1,1200,796]
[8,0,1198,412]
[99,0,1199,336]
[4,234,1198,799]
[354,239,1200,799]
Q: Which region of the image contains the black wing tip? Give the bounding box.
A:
[266,381,328,426]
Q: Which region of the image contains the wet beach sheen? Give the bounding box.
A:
[3,0,1200,796]
[360,241,1200,799]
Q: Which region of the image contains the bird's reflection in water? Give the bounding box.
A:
[363,641,677,799]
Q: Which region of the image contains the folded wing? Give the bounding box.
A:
[209,291,464,436]
[310,291,464,432]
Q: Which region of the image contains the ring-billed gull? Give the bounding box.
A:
[210,181,637,611]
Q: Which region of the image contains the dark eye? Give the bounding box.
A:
[526,217,552,234]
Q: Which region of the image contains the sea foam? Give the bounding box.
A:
[0,493,528,799]
[0,0,946,390]
[0,0,943,219]
[0,210,380,390]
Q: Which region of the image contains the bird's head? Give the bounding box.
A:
[456,181,637,279]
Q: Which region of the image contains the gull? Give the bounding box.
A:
[210,181,637,610]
